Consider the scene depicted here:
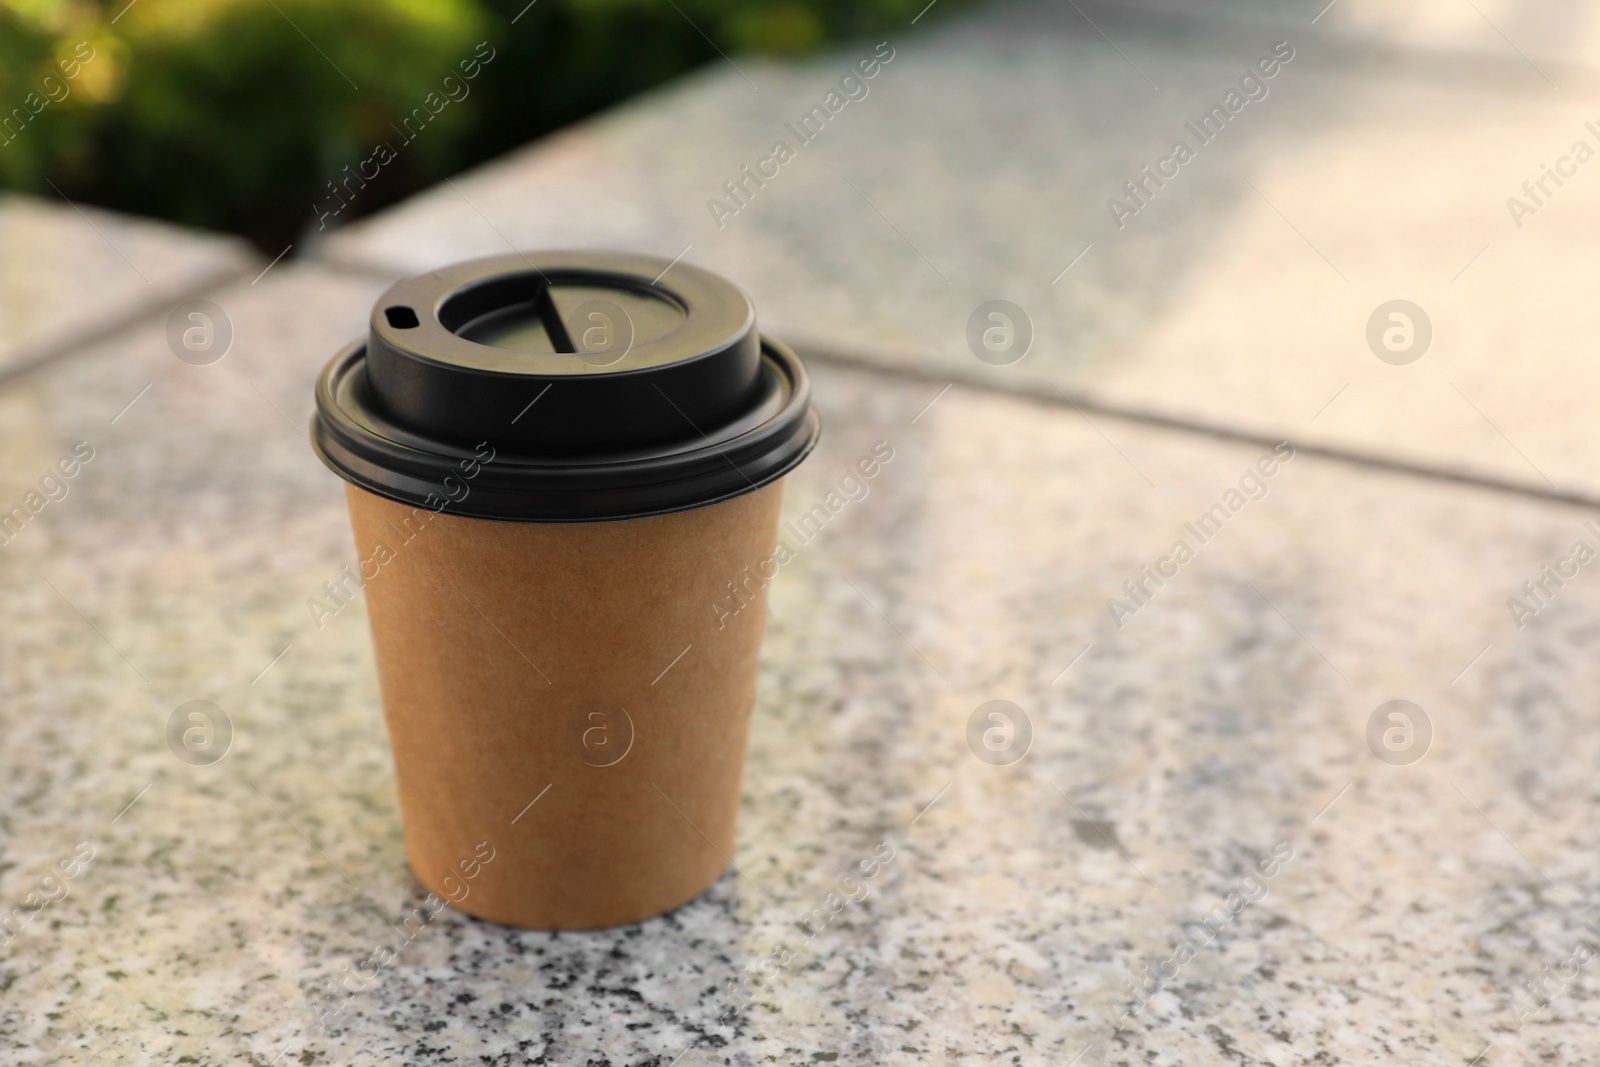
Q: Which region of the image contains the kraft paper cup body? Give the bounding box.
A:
[345,481,784,929]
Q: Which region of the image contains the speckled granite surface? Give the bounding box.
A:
[0,193,257,379]
[1110,0,1600,72]
[318,0,1600,502]
[1,261,1598,1065]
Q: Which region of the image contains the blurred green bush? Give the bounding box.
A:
[0,0,956,250]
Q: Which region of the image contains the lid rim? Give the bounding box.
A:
[312,335,820,523]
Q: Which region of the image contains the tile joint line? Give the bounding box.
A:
[789,343,1600,511]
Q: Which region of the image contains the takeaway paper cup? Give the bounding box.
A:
[312,252,819,929]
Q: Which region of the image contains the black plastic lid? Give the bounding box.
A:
[311,251,820,522]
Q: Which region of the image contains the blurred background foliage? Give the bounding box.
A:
[0,0,957,251]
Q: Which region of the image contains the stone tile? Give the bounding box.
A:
[1117,0,1600,74]
[0,193,257,382]
[0,262,1596,1064]
[319,0,1600,502]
